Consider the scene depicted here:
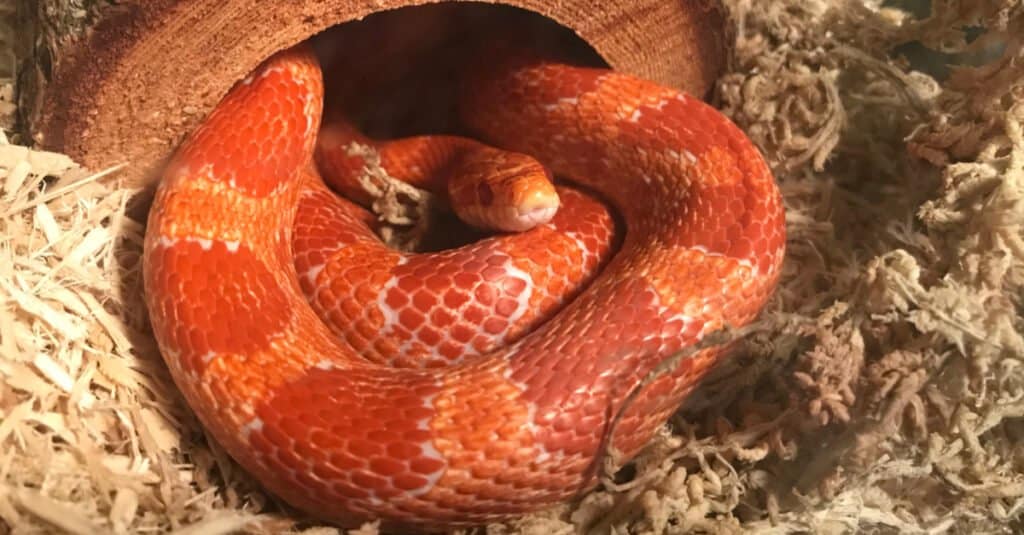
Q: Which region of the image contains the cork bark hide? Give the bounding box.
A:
[17,0,730,186]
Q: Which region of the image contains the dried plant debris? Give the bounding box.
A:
[2,0,1024,533]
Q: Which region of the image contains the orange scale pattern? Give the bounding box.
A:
[293,174,617,367]
[247,366,447,503]
[143,44,786,530]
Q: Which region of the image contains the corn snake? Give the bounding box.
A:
[143,44,785,529]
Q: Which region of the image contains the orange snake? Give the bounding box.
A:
[143,44,785,530]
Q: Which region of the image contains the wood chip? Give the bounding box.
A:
[14,489,106,535]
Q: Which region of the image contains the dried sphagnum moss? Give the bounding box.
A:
[1,0,1022,534]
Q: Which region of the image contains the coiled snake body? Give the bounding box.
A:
[143,45,785,529]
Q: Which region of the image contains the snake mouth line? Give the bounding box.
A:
[515,204,559,228]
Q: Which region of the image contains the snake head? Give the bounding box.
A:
[447,147,559,233]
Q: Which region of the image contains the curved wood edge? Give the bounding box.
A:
[22,0,730,186]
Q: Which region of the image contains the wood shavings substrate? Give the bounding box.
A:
[1,0,1023,533]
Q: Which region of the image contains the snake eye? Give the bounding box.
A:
[476,181,495,206]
